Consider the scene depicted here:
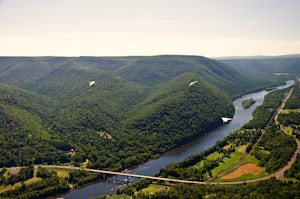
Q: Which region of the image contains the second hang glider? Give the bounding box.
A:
[189,81,198,87]
[89,81,96,86]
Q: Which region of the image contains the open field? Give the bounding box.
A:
[0,177,42,194]
[281,109,300,113]
[142,184,170,195]
[46,168,69,178]
[211,152,244,176]
[221,163,264,180]
[193,152,223,168]
[236,145,247,153]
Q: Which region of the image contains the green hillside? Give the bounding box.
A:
[0,84,62,167]
[219,55,300,80]
[114,55,253,96]
[0,55,259,170]
[126,73,234,147]
[0,55,260,98]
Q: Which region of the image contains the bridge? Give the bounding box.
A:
[41,165,209,184]
[40,165,282,185]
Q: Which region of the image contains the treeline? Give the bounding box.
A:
[243,89,286,129]
[251,123,296,173]
[285,84,300,109]
[0,167,105,198]
[132,178,300,199]
[278,112,300,126]
[0,167,69,199]
[0,166,34,186]
[68,169,103,187]
[285,153,300,180]
[278,83,300,126]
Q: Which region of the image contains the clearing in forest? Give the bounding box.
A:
[221,163,264,180]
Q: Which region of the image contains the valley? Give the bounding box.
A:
[0,55,299,198]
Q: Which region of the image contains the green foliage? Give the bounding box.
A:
[252,124,296,173]
[2,166,34,186]
[132,178,300,199]
[0,173,69,199]
[277,84,300,134]
[157,129,261,181]
[1,55,295,197]
[68,169,102,187]
[220,56,300,81]
[278,112,300,125]
[285,153,300,180]
[0,63,235,171]
[243,89,286,129]
[242,98,256,108]
[285,84,300,109]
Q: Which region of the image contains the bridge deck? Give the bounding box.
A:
[41,165,277,185]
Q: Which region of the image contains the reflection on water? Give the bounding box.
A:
[62,80,294,199]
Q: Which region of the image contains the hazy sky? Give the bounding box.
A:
[1,0,300,57]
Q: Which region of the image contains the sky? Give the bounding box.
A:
[0,0,300,57]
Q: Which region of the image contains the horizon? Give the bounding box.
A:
[0,53,299,59]
[1,0,300,57]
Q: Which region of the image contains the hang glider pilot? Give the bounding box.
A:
[189,81,198,87]
[89,81,95,86]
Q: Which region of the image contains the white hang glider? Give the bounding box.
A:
[189,81,198,87]
[221,117,233,123]
[89,81,96,86]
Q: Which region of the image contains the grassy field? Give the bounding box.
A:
[141,184,170,195]
[236,145,247,153]
[281,108,300,113]
[215,154,268,182]
[46,168,69,178]
[193,152,223,169]
[211,152,244,176]
[221,163,264,180]
[0,176,42,194]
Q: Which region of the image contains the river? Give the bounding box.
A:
[61,80,294,199]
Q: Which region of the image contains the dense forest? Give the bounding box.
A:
[0,55,299,198]
[0,55,252,171]
[219,55,300,80]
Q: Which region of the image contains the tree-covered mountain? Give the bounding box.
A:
[219,55,300,80]
[0,55,274,170]
[0,55,261,98]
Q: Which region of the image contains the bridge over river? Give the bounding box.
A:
[40,164,295,185]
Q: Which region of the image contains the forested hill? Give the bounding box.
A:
[0,55,264,170]
[219,55,300,79]
[0,55,257,97]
